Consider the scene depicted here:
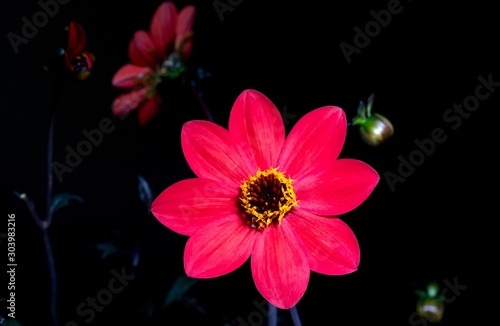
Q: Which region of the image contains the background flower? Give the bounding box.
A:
[111,1,196,125]
[352,93,394,146]
[63,21,95,80]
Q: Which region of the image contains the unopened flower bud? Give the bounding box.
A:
[63,22,95,81]
[352,93,394,147]
[69,51,95,80]
[415,281,445,323]
[416,297,445,323]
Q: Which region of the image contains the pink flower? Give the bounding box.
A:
[64,22,95,80]
[111,1,196,125]
[111,64,160,126]
[151,89,380,309]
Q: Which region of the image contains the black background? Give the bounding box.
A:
[1,0,497,325]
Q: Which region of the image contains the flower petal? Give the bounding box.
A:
[229,89,285,169]
[295,158,379,215]
[287,209,360,275]
[128,30,162,68]
[111,87,148,116]
[151,178,240,235]
[111,64,152,88]
[175,5,196,58]
[251,221,309,309]
[150,1,177,55]
[184,217,257,278]
[138,95,161,126]
[182,120,256,187]
[278,106,347,178]
[177,32,194,60]
[80,51,95,71]
[66,22,86,58]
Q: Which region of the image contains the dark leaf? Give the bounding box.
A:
[163,275,198,307]
[50,193,84,218]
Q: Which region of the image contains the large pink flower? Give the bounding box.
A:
[151,89,380,309]
[111,1,196,125]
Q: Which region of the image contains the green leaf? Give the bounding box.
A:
[95,242,119,260]
[366,93,375,117]
[0,316,23,325]
[352,100,367,126]
[415,289,427,298]
[50,193,84,218]
[163,275,198,308]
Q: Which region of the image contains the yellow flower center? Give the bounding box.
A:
[239,167,297,229]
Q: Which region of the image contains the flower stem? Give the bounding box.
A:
[189,79,215,123]
[19,193,42,229]
[267,302,278,326]
[44,112,59,326]
[45,112,56,227]
[289,306,303,326]
[43,228,59,326]
[43,71,62,326]
[266,303,302,326]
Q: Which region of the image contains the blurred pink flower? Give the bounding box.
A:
[111,1,196,125]
[151,89,380,309]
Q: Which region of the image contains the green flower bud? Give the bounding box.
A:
[352,93,394,147]
[427,281,440,298]
[416,297,445,323]
[415,281,445,323]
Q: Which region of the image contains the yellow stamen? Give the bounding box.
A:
[239,167,297,229]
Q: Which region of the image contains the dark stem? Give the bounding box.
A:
[289,306,303,326]
[43,228,59,326]
[43,68,63,326]
[19,193,42,229]
[267,302,278,326]
[44,112,59,326]
[189,79,215,123]
[45,112,56,227]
